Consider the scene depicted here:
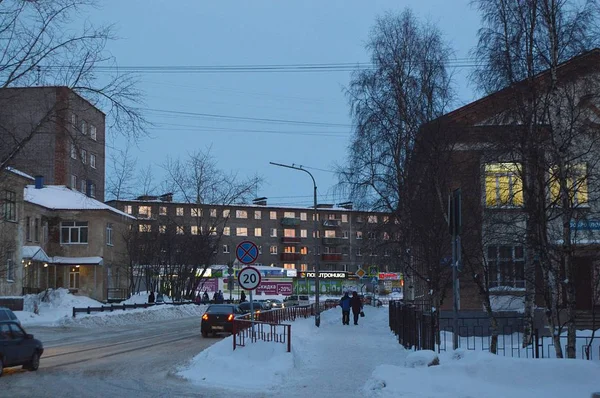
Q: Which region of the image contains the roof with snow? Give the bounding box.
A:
[6,167,35,181]
[25,185,135,219]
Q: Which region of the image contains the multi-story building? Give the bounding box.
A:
[0,86,106,201]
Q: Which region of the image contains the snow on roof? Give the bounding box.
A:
[6,167,35,181]
[25,185,135,219]
[52,256,103,265]
[21,246,51,263]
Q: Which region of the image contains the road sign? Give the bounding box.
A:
[238,266,262,291]
[236,240,259,265]
[371,277,379,285]
[227,265,234,275]
[368,266,378,277]
[356,267,366,279]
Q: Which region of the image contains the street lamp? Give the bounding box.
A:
[270,162,321,327]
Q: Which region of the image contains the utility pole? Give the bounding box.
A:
[270,162,321,327]
[449,189,462,350]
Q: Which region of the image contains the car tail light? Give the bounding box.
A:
[202,314,208,321]
[227,314,234,321]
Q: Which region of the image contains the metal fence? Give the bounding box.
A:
[233,319,292,352]
[389,301,435,350]
[72,301,197,317]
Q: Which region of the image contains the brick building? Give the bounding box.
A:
[0,86,106,201]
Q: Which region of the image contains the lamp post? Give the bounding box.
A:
[270,162,321,327]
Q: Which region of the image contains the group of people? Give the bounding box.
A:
[339,291,364,325]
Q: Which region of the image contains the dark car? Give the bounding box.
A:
[0,321,44,376]
[201,304,242,337]
[238,301,269,315]
[0,307,19,326]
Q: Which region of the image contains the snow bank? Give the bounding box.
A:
[17,288,103,326]
[365,350,600,397]
[178,337,293,392]
[404,350,439,367]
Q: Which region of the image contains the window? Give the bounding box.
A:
[300,246,308,255]
[300,229,307,238]
[80,180,85,193]
[342,231,349,239]
[90,125,97,141]
[283,264,296,270]
[223,245,230,254]
[328,214,336,220]
[71,113,77,128]
[159,225,166,234]
[70,143,77,159]
[270,246,278,255]
[236,227,248,236]
[60,221,88,244]
[383,216,389,224]
[191,226,199,235]
[159,206,167,216]
[139,224,152,233]
[223,227,230,236]
[549,164,589,206]
[70,175,77,189]
[210,209,217,217]
[81,120,87,135]
[487,245,525,288]
[356,215,364,223]
[258,245,263,254]
[254,227,262,237]
[34,218,39,242]
[223,209,230,218]
[284,229,296,238]
[270,228,277,237]
[138,206,152,219]
[6,251,14,281]
[81,149,87,164]
[368,232,376,240]
[26,216,31,241]
[284,211,295,218]
[176,226,184,235]
[341,214,348,223]
[90,154,96,169]
[368,215,378,223]
[300,264,308,271]
[69,267,80,289]
[383,232,390,240]
[356,231,363,239]
[191,208,201,217]
[356,248,362,257]
[89,183,96,198]
[254,210,261,219]
[236,210,247,218]
[106,223,113,246]
[485,163,523,207]
[176,207,184,216]
[324,230,336,238]
[300,212,307,221]
[270,211,277,220]
[124,205,133,214]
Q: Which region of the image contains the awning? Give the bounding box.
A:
[51,256,103,266]
[21,246,51,263]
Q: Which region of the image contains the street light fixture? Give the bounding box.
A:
[270,161,321,327]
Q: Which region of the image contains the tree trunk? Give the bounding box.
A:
[564,255,577,358]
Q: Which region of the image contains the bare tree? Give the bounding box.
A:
[0,0,147,172]
[472,0,600,358]
[106,143,137,201]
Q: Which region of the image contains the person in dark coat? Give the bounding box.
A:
[148,291,155,304]
[240,291,247,303]
[350,291,363,325]
[202,290,209,304]
[339,292,351,325]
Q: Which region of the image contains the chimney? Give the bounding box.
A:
[34,175,44,189]
[253,197,267,206]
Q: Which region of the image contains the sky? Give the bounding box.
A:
[91,1,482,207]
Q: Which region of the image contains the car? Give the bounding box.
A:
[238,301,268,315]
[267,299,284,309]
[256,299,272,310]
[324,298,338,307]
[0,307,19,326]
[283,295,311,307]
[0,321,44,376]
[200,304,243,337]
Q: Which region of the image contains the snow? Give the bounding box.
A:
[178,305,600,397]
[489,294,525,312]
[14,288,205,328]
[6,166,35,180]
[24,185,134,218]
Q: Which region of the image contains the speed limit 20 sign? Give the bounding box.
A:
[237,266,262,291]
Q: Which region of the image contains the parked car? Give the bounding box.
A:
[283,295,310,307]
[0,307,19,326]
[200,304,243,337]
[0,321,44,376]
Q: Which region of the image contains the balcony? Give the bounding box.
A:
[280,217,300,226]
[322,219,341,227]
[322,237,346,246]
[280,252,303,261]
[281,237,302,244]
[321,253,343,262]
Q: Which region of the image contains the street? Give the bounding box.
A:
[1,317,229,398]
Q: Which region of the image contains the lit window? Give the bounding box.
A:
[300,229,307,238]
[284,211,295,218]
[485,163,523,207]
[139,224,152,233]
[138,206,152,219]
[191,226,199,235]
[71,143,77,159]
[210,209,217,217]
[69,267,80,289]
[270,228,277,237]
[61,221,88,243]
[549,164,588,206]
[487,245,525,288]
[368,215,378,223]
[90,125,97,141]
[236,210,247,218]
[324,230,336,238]
[223,209,230,218]
[356,231,363,239]
[270,246,278,255]
[284,229,296,238]
[300,212,307,221]
[283,264,296,270]
[159,206,167,216]
[270,211,277,220]
[106,223,113,246]
[300,264,308,271]
[341,214,348,223]
[223,227,230,236]
[255,228,262,237]
[176,226,184,235]
[284,246,296,253]
[236,227,248,236]
[383,216,389,223]
[159,225,166,234]
[176,207,184,216]
[90,154,96,169]
[123,205,132,214]
[300,247,308,255]
[254,210,261,219]
[192,208,202,217]
[209,227,217,236]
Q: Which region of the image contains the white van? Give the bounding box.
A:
[284,295,310,307]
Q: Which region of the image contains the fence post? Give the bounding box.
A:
[72,307,76,318]
[87,306,90,314]
[233,320,236,351]
[534,329,540,359]
[287,324,291,353]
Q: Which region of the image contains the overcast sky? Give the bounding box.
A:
[94,0,481,207]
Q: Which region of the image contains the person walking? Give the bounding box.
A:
[240,290,247,303]
[148,291,155,304]
[339,292,351,325]
[350,291,363,325]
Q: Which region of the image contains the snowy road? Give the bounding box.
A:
[1,317,229,397]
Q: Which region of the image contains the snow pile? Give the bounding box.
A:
[17,288,103,326]
[56,304,207,328]
[404,350,439,367]
[178,338,293,392]
[365,351,600,397]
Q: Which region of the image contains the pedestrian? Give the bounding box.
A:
[350,291,363,325]
[240,290,246,303]
[213,291,218,303]
[202,290,209,304]
[339,292,351,325]
[148,291,155,304]
[217,290,224,303]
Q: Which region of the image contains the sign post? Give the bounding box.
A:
[236,241,261,336]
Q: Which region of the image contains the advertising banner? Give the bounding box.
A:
[197,278,219,292]
[255,281,294,296]
[293,279,343,295]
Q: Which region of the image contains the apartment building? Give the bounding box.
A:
[0,86,106,201]
[107,196,399,275]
